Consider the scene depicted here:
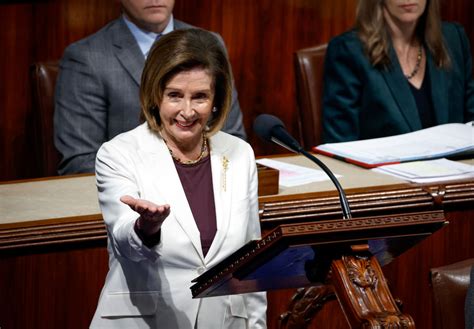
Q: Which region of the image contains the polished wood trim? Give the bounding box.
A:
[191,210,446,298]
[278,286,336,329]
[0,218,105,251]
[330,252,415,328]
[0,172,93,185]
[260,181,474,228]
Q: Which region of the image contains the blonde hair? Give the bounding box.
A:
[356,0,450,68]
[140,28,233,136]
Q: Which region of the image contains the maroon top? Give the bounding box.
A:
[174,155,217,256]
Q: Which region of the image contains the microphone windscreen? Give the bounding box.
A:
[253,114,286,142]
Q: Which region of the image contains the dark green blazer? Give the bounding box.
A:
[322,22,474,143]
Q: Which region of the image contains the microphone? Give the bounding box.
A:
[253,114,303,153]
[253,114,352,219]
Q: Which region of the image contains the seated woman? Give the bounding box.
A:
[91,28,267,328]
[322,0,474,143]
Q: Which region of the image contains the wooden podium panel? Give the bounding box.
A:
[254,157,474,329]
[191,211,447,298]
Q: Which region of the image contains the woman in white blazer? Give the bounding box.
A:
[91,29,267,328]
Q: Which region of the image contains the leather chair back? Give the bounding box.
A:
[30,61,60,177]
[430,258,474,329]
[294,44,327,149]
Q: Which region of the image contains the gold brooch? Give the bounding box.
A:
[222,156,229,191]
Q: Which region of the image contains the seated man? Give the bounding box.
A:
[54,0,246,174]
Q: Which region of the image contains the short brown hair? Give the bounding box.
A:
[356,0,450,69]
[140,28,233,136]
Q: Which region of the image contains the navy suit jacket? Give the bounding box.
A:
[322,22,474,143]
[54,18,246,175]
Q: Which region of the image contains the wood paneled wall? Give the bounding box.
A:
[0,1,120,180]
[0,243,108,329]
[0,0,473,180]
[174,0,358,157]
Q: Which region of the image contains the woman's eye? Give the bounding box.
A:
[168,92,179,98]
[193,93,208,101]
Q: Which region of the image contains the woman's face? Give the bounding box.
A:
[383,0,427,25]
[159,68,215,149]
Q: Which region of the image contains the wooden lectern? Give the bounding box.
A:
[191,210,447,328]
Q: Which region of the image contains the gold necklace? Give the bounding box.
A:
[163,135,209,165]
[405,44,423,80]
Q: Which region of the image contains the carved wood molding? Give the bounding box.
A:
[277,249,417,329]
[331,252,415,328]
[281,211,445,235]
[191,210,446,299]
[278,285,335,329]
[0,218,106,251]
[260,182,474,227]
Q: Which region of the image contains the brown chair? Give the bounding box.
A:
[294,44,327,150]
[430,258,474,329]
[30,61,61,177]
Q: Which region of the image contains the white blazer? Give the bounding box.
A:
[91,123,267,328]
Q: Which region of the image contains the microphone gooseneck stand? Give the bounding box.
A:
[299,148,352,220]
[255,114,418,328]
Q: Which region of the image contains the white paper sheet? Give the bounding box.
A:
[372,158,474,183]
[315,123,474,166]
[257,158,341,187]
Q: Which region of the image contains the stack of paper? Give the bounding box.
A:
[372,158,474,183]
[313,123,474,168]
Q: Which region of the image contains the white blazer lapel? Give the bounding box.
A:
[139,130,204,260]
[205,135,233,262]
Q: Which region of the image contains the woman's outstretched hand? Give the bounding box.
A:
[120,195,170,236]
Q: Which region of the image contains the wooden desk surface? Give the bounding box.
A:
[0,175,100,227]
[260,154,405,197]
[1,155,472,227]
